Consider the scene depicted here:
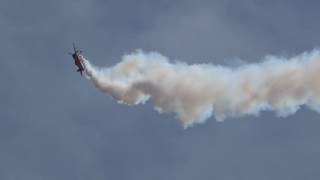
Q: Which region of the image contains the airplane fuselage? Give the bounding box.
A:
[69,43,85,76]
[72,53,84,75]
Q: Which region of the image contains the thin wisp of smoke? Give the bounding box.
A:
[82,49,320,127]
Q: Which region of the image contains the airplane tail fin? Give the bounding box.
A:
[77,68,83,76]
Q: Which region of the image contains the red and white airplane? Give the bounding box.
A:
[69,43,85,76]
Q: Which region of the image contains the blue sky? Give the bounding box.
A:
[1,0,320,179]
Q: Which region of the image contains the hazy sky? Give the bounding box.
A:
[1,0,320,179]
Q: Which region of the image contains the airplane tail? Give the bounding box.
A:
[77,68,83,76]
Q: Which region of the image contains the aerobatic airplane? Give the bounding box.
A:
[69,43,85,76]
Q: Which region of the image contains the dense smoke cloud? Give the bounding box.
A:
[82,49,320,127]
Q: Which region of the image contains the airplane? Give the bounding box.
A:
[69,43,85,76]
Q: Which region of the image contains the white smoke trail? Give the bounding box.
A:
[82,49,320,127]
